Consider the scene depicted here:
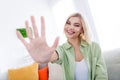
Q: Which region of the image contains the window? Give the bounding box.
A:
[88,0,120,51]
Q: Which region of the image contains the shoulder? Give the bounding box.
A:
[57,41,72,50]
[56,42,67,53]
[56,43,65,50]
[90,41,101,50]
[89,41,102,57]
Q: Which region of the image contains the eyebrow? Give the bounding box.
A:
[66,20,70,22]
[74,23,80,25]
[67,20,81,25]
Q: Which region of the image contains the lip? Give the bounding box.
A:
[67,30,75,35]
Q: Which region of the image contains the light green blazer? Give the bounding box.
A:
[52,40,108,80]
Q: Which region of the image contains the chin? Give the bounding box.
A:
[66,35,74,39]
[65,33,75,39]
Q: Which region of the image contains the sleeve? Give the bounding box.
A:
[38,66,48,80]
[93,43,108,80]
[51,46,64,65]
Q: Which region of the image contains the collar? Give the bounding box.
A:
[63,39,89,50]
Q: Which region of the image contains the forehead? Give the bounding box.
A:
[68,17,81,24]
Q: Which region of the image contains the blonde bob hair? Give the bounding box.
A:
[65,13,92,44]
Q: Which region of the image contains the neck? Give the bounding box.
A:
[68,38,81,48]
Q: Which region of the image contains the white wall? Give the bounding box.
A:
[0,0,98,79]
[0,0,57,79]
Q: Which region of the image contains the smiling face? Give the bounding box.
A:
[64,17,83,40]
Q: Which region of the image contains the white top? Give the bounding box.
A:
[75,59,88,80]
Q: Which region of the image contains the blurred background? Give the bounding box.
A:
[0,0,120,79]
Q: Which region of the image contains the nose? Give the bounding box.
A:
[68,25,74,30]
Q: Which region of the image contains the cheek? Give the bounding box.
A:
[64,26,67,31]
[78,28,83,33]
[75,29,82,35]
[75,28,81,32]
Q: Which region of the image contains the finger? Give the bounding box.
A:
[16,30,28,48]
[31,16,39,38]
[41,16,46,38]
[25,21,33,40]
[51,37,59,50]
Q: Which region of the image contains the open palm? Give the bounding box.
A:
[16,16,59,63]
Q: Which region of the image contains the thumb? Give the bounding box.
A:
[51,37,59,50]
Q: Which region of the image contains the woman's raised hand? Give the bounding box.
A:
[16,16,59,63]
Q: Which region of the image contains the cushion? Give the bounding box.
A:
[8,63,39,80]
[48,63,63,80]
[103,48,120,80]
[38,66,48,80]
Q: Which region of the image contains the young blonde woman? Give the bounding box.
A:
[16,13,108,80]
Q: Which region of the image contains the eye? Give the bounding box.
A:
[74,23,80,27]
[74,24,80,27]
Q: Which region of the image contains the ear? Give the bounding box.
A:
[80,27,84,34]
[80,27,84,38]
